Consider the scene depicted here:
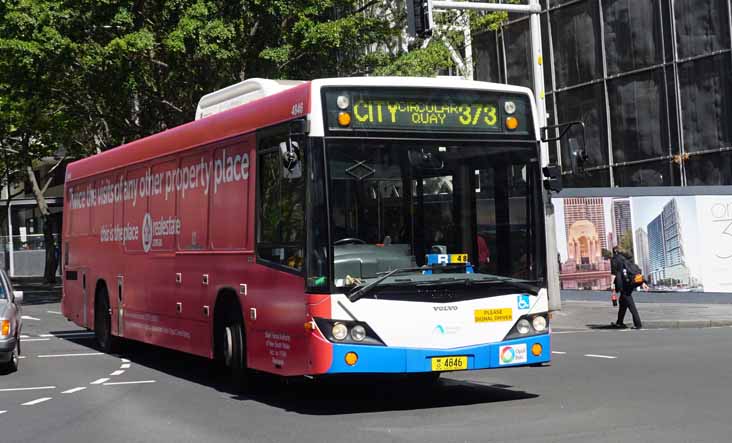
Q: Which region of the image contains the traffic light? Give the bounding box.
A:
[407,0,434,38]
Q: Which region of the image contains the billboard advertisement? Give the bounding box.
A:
[554,195,732,293]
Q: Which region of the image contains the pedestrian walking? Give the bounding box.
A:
[610,247,647,329]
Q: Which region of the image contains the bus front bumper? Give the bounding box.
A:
[325,333,550,374]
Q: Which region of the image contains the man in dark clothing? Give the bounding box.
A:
[610,247,646,329]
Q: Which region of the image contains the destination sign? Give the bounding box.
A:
[324,88,530,134]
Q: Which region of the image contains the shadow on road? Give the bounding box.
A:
[54,333,539,414]
[586,323,625,330]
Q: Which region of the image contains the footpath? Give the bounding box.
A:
[11,277,63,305]
[554,290,732,330]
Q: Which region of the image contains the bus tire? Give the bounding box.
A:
[94,286,118,354]
[224,321,249,393]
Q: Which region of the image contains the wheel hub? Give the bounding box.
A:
[224,326,234,367]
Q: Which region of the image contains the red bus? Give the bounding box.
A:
[62,77,554,389]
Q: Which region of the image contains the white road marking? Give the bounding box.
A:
[47,311,63,315]
[584,354,617,359]
[39,334,54,337]
[22,397,52,406]
[103,380,156,386]
[61,387,86,394]
[110,370,125,376]
[0,410,6,415]
[22,338,51,342]
[90,378,110,385]
[0,386,56,393]
[552,351,567,355]
[20,335,30,339]
[17,356,26,359]
[121,358,130,363]
[38,352,103,358]
[121,363,131,369]
[21,315,41,321]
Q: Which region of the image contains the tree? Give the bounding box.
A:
[2,0,503,282]
[618,229,634,259]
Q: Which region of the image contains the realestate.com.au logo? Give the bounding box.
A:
[142,213,153,253]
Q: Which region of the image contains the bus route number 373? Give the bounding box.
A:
[431,356,468,371]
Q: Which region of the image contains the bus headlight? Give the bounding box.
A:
[313,318,386,346]
[516,319,531,334]
[332,323,348,340]
[532,315,547,332]
[351,325,366,342]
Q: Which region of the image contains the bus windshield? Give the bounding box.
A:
[326,139,545,289]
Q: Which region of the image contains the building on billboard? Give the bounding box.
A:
[646,199,691,287]
[560,198,612,290]
[661,199,691,285]
[647,215,665,284]
[634,228,650,277]
[612,199,632,247]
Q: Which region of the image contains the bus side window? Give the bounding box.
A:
[257,135,305,271]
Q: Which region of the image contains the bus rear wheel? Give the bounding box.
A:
[94,288,118,354]
[223,322,249,393]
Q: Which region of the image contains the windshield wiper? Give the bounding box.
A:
[347,264,467,302]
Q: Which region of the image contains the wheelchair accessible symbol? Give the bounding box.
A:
[517,294,531,310]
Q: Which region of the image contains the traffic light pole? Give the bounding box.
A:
[428,0,561,311]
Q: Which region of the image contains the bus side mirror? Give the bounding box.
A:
[542,164,562,193]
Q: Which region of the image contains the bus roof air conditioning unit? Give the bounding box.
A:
[195,78,305,120]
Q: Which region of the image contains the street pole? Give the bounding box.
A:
[430,0,561,311]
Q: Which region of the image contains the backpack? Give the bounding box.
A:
[621,256,644,288]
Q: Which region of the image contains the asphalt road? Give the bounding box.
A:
[2,301,732,443]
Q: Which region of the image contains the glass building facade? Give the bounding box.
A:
[473,0,732,187]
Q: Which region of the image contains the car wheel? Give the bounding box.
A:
[1,340,19,374]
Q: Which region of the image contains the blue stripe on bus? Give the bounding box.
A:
[326,333,550,373]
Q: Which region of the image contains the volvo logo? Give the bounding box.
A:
[433,305,458,312]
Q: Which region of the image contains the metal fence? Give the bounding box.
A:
[0,234,61,277]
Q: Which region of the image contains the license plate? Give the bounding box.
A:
[431,356,468,371]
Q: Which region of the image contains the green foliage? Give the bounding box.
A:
[618,230,634,259]
[374,41,452,76]
[0,0,470,170]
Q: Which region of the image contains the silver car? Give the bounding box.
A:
[0,270,23,373]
